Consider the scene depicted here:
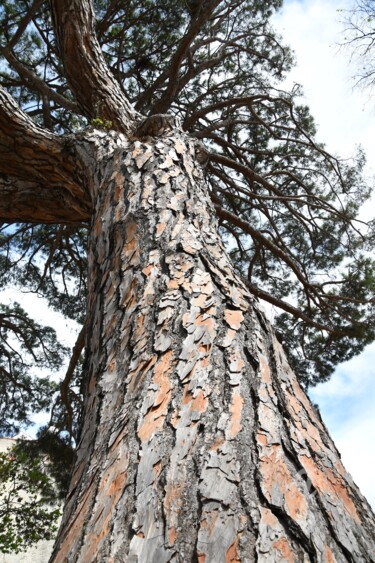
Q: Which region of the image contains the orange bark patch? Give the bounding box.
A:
[93,214,102,237]
[168,527,177,545]
[153,461,162,478]
[197,554,206,563]
[114,181,123,202]
[228,391,243,438]
[123,235,138,259]
[260,445,308,522]
[182,386,208,413]
[181,260,194,272]
[107,468,127,498]
[299,455,359,522]
[142,264,153,276]
[200,510,219,536]
[224,309,244,330]
[156,222,167,237]
[121,278,138,308]
[210,435,225,451]
[259,355,272,385]
[260,507,279,527]
[54,478,97,562]
[168,279,179,289]
[325,546,336,563]
[108,357,116,372]
[226,536,240,562]
[123,221,138,249]
[195,313,216,335]
[138,351,173,442]
[133,313,145,341]
[257,432,268,446]
[164,482,183,538]
[273,538,295,563]
[192,293,209,308]
[88,376,97,393]
[81,457,128,562]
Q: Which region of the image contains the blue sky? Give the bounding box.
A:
[273,0,375,508]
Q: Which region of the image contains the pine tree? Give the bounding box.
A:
[1,0,375,559]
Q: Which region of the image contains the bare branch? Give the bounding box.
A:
[244,282,346,336]
[60,323,86,439]
[0,47,80,114]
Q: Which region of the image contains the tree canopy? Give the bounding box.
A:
[0,0,374,443]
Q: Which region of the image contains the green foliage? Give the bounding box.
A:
[0,301,65,436]
[0,436,66,553]
[0,223,86,438]
[90,117,113,129]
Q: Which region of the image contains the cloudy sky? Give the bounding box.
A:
[273,0,375,509]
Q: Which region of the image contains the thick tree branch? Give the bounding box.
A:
[0,86,91,223]
[0,175,90,224]
[213,202,322,305]
[50,0,138,132]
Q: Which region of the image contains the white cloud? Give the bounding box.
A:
[334,404,375,509]
[273,0,375,168]
[310,343,375,508]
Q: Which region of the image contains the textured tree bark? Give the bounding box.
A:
[0,86,91,223]
[50,0,137,132]
[49,124,375,562]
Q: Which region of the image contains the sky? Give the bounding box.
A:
[0,0,374,513]
[273,0,375,509]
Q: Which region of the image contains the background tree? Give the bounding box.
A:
[0,0,375,560]
[340,0,375,92]
[0,431,72,553]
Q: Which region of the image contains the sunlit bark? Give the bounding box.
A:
[49,126,375,562]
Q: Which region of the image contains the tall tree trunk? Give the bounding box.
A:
[50,125,375,562]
